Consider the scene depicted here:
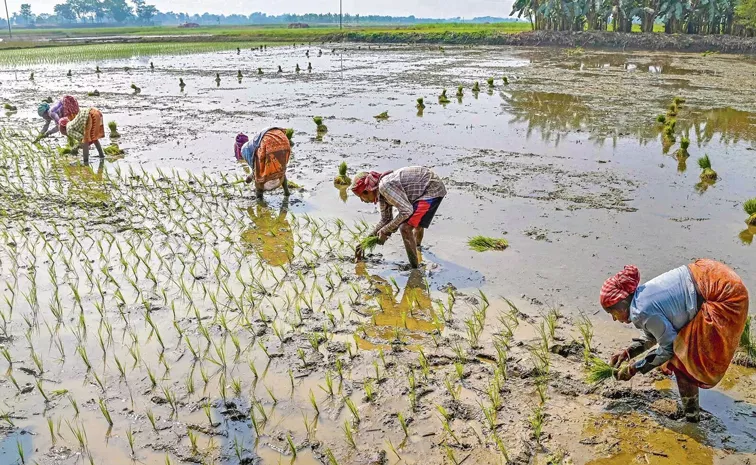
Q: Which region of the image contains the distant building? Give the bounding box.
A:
[179,23,200,28]
[288,23,310,29]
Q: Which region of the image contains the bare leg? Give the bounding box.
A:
[282,175,290,197]
[93,140,104,158]
[400,223,419,268]
[414,227,425,248]
[676,370,700,422]
[81,143,90,165]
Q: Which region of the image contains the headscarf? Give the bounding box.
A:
[234,133,249,160]
[600,265,641,309]
[351,171,392,199]
[59,118,70,136]
[38,103,50,118]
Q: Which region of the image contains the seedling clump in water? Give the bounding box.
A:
[313,116,328,133]
[468,236,508,252]
[374,111,389,120]
[676,136,690,160]
[439,89,451,104]
[743,198,756,225]
[472,81,480,93]
[416,97,425,109]
[108,121,120,138]
[698,155,718,182]
[334,161,351,186]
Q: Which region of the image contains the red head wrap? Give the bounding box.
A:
[600,265,640,309]
[351,171,391,199]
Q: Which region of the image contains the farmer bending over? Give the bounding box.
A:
[600,260,749,422]
[59,107,106,164]
[234,129,291,197]
[35,96,80,142]
[352,166,446,268]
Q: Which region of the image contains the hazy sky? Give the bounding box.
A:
[13,0,517,18]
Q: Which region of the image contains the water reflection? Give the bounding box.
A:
[57,158,109,203]
[240,199,294,267]
[739,226,756,245]
[503,91,590,143]
[681,108,756,145]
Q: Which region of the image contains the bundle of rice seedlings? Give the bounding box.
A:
[179,78,186,88]
[296,64,301,72]
[288,180,302,189]
[3,103,17,111]
[130,83,141,94]
[360,236,381,253]
[439,89,450,104]
[667,103,678,117]
[334,162,351,186]
[472,82,480,92]
[285,128,294,142]
[313,117,327,133]
[673,96,686,105]
[744,198,756,225]
[308,62,312,71]
[104,143,124,156]
[96,66,101,74]
[656,114,666,124]
[468,236,508,252]
[258,68,263,75]
[487,77,495,87]
[586,356,618,385]
[416,97,425,109]
[278,66,283,73]
[67,70,72,77]
[502,76,509,85]
[238,70,243,79]
[150,62,154,70]
[374,111,389,120]
[698,155,718,182]
[29,72,34,80]
[88,90,100,97]
[675,136,690,160]
[108,121,120,138]
[456,86,464,98]
[215,73,221,82]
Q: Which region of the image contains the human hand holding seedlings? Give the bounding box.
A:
[614,364,637,381]
[610,348,631,367]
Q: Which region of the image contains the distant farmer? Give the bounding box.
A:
[59,107,106,164]
[234,129,291,197]
[35,95,80,142]
[352,166,447,268]
[600,260,749,422]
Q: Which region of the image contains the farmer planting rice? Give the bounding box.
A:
[353,166,446,268]
[35,95,80,142]
[234,129,291,197]
[59,107,106,164]
[600,260,749,422]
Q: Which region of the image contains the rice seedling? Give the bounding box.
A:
[359,236,380,254]
[487,77,495,87]
[472,81,481,92]
[98,398,113,426]
[397,412,410,437]
[502,76,509,85]
[416,97,425,109]
[285,128,294,142]
[656,114,666,124]
[313,116,328,133]
[130,83,142,94]
[108,121,120,138]
[744,199,756,225]
[387,438,402,460]
[3,104,17,111]
[698,155,718,182]
[309,389,320,415]
[439,89,451,104]
[529,404,545,443]
[188,429,198,455]
[334,161,351,186]
[126,427,135,455]
[179,78,186,89]
[308,62,313,71]
[676,136,690,160]
[87,90,100,97]
[342,420,357,448]
[17,439,25,464]
[374,111,389,120]
[468,236,508,252]
[345,397,360,424]
[578,314,594,363]
[586,356,619,384]
[364,379,376,402]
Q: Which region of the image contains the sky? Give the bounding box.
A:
[10,0,517,18]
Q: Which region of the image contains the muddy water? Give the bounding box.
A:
[0,44,755,464]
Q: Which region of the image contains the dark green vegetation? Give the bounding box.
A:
[374,111,389,120]
[313,116,328,133]
[108,121,120,138]
[745,198,756,225]
[510,0,756,34]
[468,236,509,252]
[334,162,351,186]
[698,154,718,181]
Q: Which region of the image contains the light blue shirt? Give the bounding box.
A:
[630,265,699,367]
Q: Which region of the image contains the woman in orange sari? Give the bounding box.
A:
[234,128,291,198]
[59,107,106,164]
[600,260,749,422]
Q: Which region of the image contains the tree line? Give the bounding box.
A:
[510,0,756,35]
[3,2,514,28]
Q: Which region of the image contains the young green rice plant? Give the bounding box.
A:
[472,81,481,92]
[285,433,297,458]
[69,394,80,416]
[468,236,508,252]
[698,154,718,182]
[444,375,461,401]
[397,412,410,437]
[487,77,495,87]
[345,397,360,424]
[656,114,667,123]
[502,76,509,85]
[37,379,51,403]
[364,379,376,402]
[744,199,756,226]
[387,438,401,460]
[529,404,545,444]
[578,314,594,364]
[342,420,356,448]
[374,111,389,120]
[334,161,351,186]
[309,389,320,415]
[98,398,113,426]
[439,89,451,104]
[126,426,135,455]
[320,371,335,397]
[17,439,25,464]
[585,356,618,385]
[359,236,380,254]
[313,117,328,133]
[187,429,198,455]
[416,97,425,109]
[493,432,510,462]
[444,444,459,465]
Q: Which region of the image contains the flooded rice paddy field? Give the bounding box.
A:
[0,44,755,464]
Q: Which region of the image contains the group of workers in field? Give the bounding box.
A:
[36,98,751,423]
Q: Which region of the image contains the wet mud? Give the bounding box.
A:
[0,44,754,464]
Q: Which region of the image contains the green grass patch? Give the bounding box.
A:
[468,236,508,252]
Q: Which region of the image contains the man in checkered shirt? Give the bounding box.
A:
[351,166,446,268]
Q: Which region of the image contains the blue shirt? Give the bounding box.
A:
[630,265,698,368]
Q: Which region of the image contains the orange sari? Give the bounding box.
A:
[252,129,290,192]
[667,259,750,388]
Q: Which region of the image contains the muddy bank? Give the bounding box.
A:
[322,30,756,55]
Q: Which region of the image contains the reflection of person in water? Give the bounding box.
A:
[240,199,294,267]
[62,159,109,203]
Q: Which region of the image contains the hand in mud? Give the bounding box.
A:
[614,364,637,381]
[610,349,631,368]
[378,231,389,244]
[355,244,365,261]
